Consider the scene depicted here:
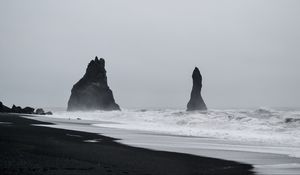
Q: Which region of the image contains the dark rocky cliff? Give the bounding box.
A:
[67,57,120,111]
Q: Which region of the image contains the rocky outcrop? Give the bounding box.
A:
[0,102,11,113]
[35,108,45,115]
[187,67,207,111]
[11,105,23,113]
[23,107,35,114]
[35,108,52,115]
[67,57,120,111]
[45,111,53,115]
[0,101,51,115]
[11,104,36,114]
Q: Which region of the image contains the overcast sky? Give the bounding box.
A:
[0,0,300,109]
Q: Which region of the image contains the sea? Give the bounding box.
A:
[48,107,300,156]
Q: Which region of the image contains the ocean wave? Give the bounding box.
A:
[50,108,300,147]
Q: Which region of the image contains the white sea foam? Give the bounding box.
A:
[49,108,300,148]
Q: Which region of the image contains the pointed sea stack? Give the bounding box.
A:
[67,57,120,111]
[187,67,207,111]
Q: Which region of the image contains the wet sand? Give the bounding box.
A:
[0,113,253,175]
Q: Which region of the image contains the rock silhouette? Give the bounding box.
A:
[0,101,51,115]
[187,67,207,111]
[12,105,23,113]
[22,107,35,114]
[67,57,120,111]
[35,108,45,115]
[0,102,11,113]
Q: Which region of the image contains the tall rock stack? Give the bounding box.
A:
[187,67,207,111]
[67,57,120,111]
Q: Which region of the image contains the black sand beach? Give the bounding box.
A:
[0,114,253,175]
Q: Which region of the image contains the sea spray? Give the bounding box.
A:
[50,108,300,147]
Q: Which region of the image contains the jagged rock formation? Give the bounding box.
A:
[0,102,11,113]
[67,57,120,111]
[0,101,50,115]
[187,67,207,111]
[12,105,35,114]
[35,108,45,115]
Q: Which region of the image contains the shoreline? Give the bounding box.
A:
[20,114,300,175]
[26,114,300,159]
[0,113,253,175]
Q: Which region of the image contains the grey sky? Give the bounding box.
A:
[0,0,299,109]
